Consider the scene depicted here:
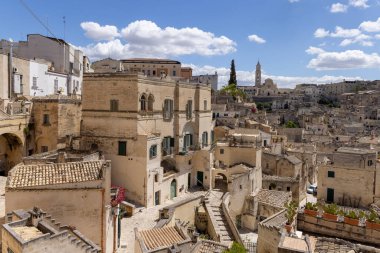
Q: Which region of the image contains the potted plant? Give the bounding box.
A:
[344,210,359,226]
[284,201,298,234]
[304,202,318,216]
[366,210,380,230]
[358,211,367,227]
[337,210,345,222]
[323,203,338,221]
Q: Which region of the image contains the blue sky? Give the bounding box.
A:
[2,0,380,87]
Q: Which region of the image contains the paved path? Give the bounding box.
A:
[118,189,205,253]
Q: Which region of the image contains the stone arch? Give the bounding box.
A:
[214,173,228,192]
[0,133,24,175]
[161,158,177,175]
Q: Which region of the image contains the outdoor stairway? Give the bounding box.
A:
[204,190,234,246]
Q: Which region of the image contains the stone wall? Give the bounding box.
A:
[297,213,380,247]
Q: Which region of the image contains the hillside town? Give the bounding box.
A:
[0,32,378,253]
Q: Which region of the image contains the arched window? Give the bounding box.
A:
[140,94,146,111]
[148,94,154,111]
[202,131,208,147]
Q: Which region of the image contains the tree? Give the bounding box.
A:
[221,84,246,102]
[223,242,246,253]
[228,59,237,86]
[285,120,299,128]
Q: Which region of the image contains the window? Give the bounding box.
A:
[32,77,37,89]
[153,70,156,76]
[41,146,48,153]
[220,148,224,154]
[154,174,159,182]
[327,171,335,178]
[118,141,127,156]
[140,94,146,111]
[368,160,373,166]
[43,114,50,125]
[163,99,174,120]
[287,187,291,191]
[186,100,192,119]
[183,134,193,151]
[148,94,154,111]
[54,79,58,93]
[173,70,176,76]
[110,100,119,112]
[162,136,174,156]
[147,70,151,76]
[204,100,207,110]
[149,145,157,159]
[202,131,208,147]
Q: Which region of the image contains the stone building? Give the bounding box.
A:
[1,35,83,95]
[80,73,213,207]
[32,95,81,153]
[318,147,378,208]
[2,208,101,253]
[5,159,118,253]
[121,58,182,78]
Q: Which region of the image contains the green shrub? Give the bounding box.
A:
[223,242,247,253]
[345,210,358,219]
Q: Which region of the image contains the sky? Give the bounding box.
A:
[1,0,380,88]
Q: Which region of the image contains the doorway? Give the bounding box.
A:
[170,180,177,199]
[196,171,204,187]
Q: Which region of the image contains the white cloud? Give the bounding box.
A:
[314,28,330,38]
[349,0,369,8]
[248,34,266,44]
[184,64,362,89]
[306,46,325,55]
[340,34,373,46]
[79,20,236,60]
[306,47,380,70]
[359,17,380,32]
[289,0,300,3]
[330,3,348,13]
[330,26,361,38]
[375,34,380,39]
[314,26,373,47]
[80,22,120,41]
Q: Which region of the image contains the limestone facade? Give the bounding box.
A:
[318,147,377,208]
[80,73,212,207]
[5,160,116,253]
[32,95,81,153]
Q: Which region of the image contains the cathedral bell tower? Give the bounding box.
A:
[255,61,261,87]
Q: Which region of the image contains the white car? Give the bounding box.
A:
[307,185,317,195]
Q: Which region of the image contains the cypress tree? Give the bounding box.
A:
[228,59,237,86]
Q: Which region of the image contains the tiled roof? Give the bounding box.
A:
[138,226,185,250]
[314,237,356,253]
[192,240,228,253]
[260,210,287,229]
[285,155,302,165]
[8,161,104,188]
[263,174,298,183]
[256,189,291,208]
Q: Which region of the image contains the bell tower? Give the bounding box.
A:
[255,61,261,87]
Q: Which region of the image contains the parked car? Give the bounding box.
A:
[307,185,317,195]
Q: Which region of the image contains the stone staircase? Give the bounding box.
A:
[204,190,234,246]
[43,215,101,253]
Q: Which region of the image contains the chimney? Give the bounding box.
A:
[57,151,67,163]
[65,135,73,150]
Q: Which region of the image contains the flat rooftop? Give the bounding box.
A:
[12,226,44,241]
[337,147,377,155]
